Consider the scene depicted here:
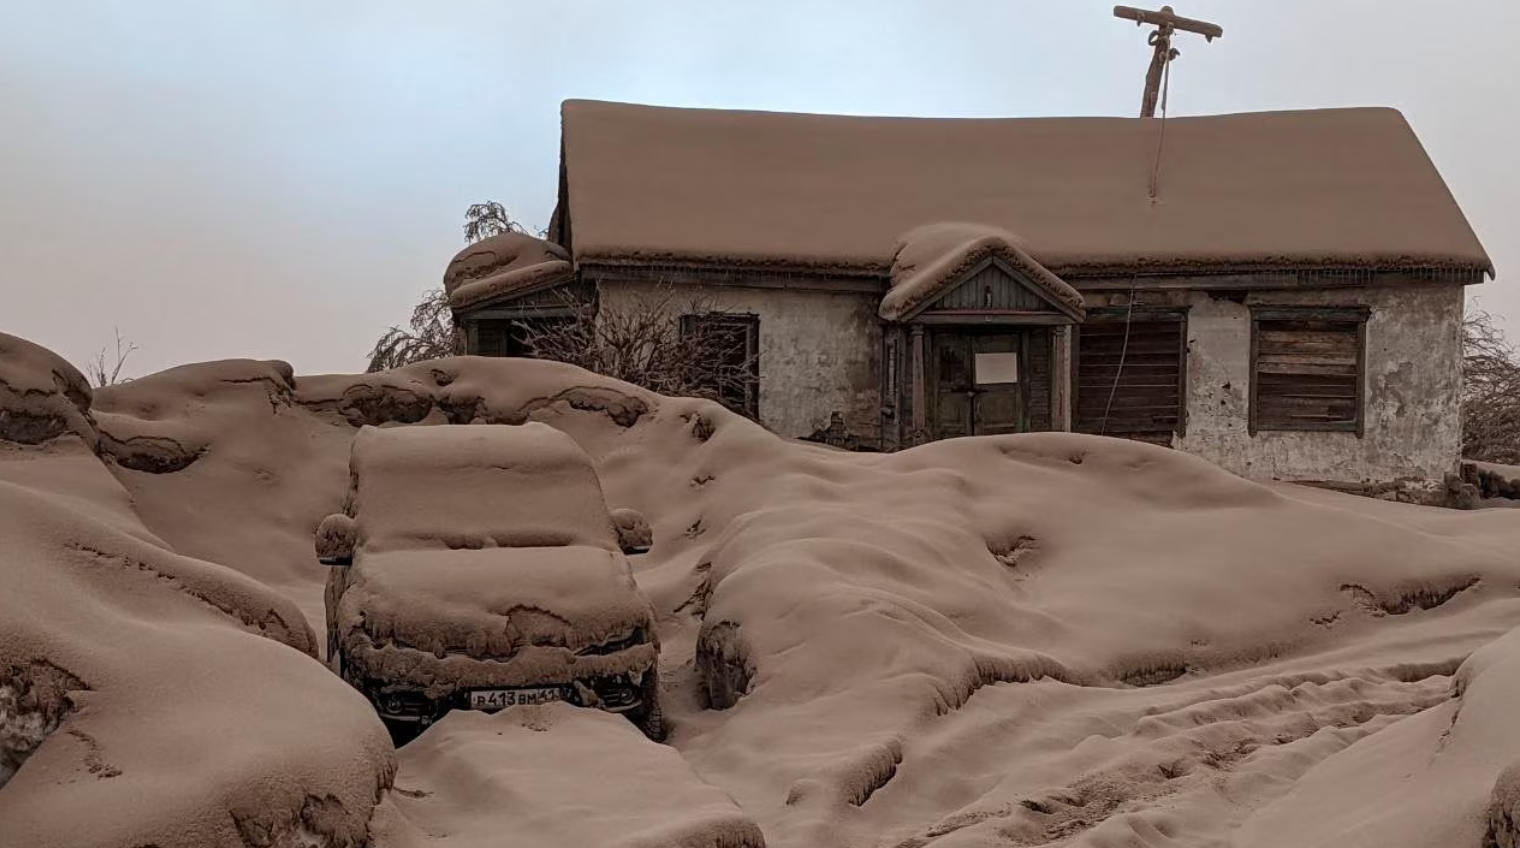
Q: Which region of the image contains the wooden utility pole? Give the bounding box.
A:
[1113,6,1222,118]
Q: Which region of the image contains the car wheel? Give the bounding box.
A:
[629,676,666,743]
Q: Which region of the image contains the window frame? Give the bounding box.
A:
[679,312,761,420]
[1248,306,1370,437]
[470,315,575,358]
[1070,307,1190,441]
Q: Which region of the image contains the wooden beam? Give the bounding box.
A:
[1251,306,1371,323]
[910,325,927,444]
[913,311,1076,326]
[1113,5,1223,40]
[581,262,883,294]
[1053,326,1072,432]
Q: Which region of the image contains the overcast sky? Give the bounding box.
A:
[2,1,1515,378]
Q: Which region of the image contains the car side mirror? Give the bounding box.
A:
[611,508,652,555]
[315,513,357,566]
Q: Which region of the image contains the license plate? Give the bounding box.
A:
[468,687,563,710]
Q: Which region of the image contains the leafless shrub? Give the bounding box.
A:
[365,288,465,373]
[1462,306,1520,464]
[517,286,758,417]
[86,327,139,387]
[463,200,545,242]
[366,203,541,372]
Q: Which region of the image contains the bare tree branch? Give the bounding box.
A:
[463,201,546,243]
[365,201,554,371]
[516,285,758,416]
[86,327,140,387]
[1463,305,1520,464]
[365,288,465,372]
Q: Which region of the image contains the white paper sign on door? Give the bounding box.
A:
[974,352,1020,385]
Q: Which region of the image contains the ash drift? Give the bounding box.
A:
[7,332,1520,847]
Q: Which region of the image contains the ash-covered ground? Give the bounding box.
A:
[5,330,1520,848]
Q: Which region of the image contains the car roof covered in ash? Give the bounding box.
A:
[348,423,620,553]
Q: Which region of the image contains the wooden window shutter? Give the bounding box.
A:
[1249,308,1368,435]
[1073,311,1188,444]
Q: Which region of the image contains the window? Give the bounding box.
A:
[1073,310,1187,443]
[1250,308,1368,435]
[679,313,760,419]
[473,317,573,358]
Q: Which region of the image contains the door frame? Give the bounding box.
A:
[927,327,1031,437]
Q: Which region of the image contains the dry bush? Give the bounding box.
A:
[86,327,139,387]
[366,202,538,372]
[463,200,533,242]
[373,203,753,401]
[1462,307,1520,464]
[365,288,464,373]
[518,287,758,416]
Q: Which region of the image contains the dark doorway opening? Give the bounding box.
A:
[474,317,575,358]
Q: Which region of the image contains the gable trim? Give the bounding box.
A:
[880,224,1086,324]
[903,255,1083,322]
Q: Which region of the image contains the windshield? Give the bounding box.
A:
[348,424,620,553]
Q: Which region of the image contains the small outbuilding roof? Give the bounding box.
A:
[556,100,1493,278]
[443,232,575,311]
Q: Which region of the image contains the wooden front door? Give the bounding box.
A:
[931,331,1027,438]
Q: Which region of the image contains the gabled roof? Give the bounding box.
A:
[443,233,575,312]
[880,223,1084,322]
[557,100,1493,278]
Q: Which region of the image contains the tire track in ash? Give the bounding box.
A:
[861,666,1455,847]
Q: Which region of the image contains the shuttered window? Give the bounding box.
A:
[1250,308,1367,434]
[1073,311,1187,443]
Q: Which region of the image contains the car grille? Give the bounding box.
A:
[576,628,645,657]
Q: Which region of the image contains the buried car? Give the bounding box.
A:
[318,422,663,741]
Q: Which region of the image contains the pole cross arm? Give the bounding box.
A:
[1113,5,1223,41]
[1114,5,1223,117]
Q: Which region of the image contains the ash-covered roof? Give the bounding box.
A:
[557,100,1493,278]
[443,232,575,311]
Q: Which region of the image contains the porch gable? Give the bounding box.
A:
[879,223,1085,325]
[913,256,1084,326]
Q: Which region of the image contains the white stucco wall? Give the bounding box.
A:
[596,281,882,443]
[593,275,1465,484]
[1173,284,1465,487]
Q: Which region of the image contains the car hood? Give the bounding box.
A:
[337,545,657,661]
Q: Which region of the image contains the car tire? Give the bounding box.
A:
[629,676,666,743]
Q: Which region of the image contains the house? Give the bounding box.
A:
[444,99,1494,498]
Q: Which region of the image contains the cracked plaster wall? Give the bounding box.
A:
[1172,283,1465,488]
[593,277,1464,485]
[595,281,881,444]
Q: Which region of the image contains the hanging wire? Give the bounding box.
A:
[1148,46,1174,200]
[1099,275,1140,437]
